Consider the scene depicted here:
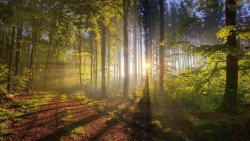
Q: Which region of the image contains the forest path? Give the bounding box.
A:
[5,93,158,141]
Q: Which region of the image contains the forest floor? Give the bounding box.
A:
[0,92,250,141]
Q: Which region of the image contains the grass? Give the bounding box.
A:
[73,93,104,111]
[62,114,74,122]
[70,126,86,140]
[0,92,57,139]
[60,94,67,102]
[71,126,86,135]
[64,125,86,139]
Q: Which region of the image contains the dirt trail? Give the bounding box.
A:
[5,95,154,141]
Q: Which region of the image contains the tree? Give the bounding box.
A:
[7,26,15,92]
[219,0,238,113]
[101,24,107,98]
[123,0,130,100]
[159,0,164,95]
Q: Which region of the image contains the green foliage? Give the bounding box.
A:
[130,87,144,103]
[0,64,8,94]
[238,29,250,40]
[216,26,250,42]
[0,64,8,83]
[10,75,27,92]
[165,68,224,111]
[216,26,237,43]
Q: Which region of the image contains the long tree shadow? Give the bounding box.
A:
[38,101,123,141]
[126,94,187,141]
[87,119,119,141]
[19,103,84,119]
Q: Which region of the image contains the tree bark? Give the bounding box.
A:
[159,0,165,95]
[78,29,82,88]
[219,0,238,113]
[27,25,38,92]
[95,39,98,90]
[101,24,107,98]
[7,26,16,92]
[43,40,52,84]
[133,17,137,86]
[107,30,110,91]
[123,0,129,100]
[90,33,94,86]
[139,22,143,86]
[15,23,23,75]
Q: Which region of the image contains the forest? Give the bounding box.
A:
[0,0,250,140]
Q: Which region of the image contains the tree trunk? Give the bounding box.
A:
[107,30,110,92]
[101,25,107,98]
[43,40,52,84]
[123,0,129,100]
[159,0,164,95]
[95,39,98,89]
[139,23,143,86]
[219,0,238,113]
[90,33,94,86]
[15,23,23,75]
[27,26,38,92]
[7,26,16,92]
[133,18,137,86]
[118,45,121,89]
[78,29,82,88]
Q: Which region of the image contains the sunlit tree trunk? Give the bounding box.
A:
[95,39,98,89]
[159,0,164,95]
[123,0,129,100]
[133,17,137,86]
[149,37,153,78]
[118,45,121,89]
[139,22,143,86]
[90,33,94,86]
[107,30,110,92]
[219,0,238,113]
[77,29,83,88]
[101,25,107,98]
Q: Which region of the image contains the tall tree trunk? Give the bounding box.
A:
[78,29,82,88]
[159,0,164,95]
[123,0,129,100]
[95,41,97,89]
[90,33,94,86]
[219,0,238,113]
[27,26,38,92]
[143,1,152,137]
[139,22,143,86]
[7,26,16,92]
[133,18,137,86]
[101,25,107,98]
[107,30,110,92]
[118,45,121,89]
[15,23,23,75]
[43,40,52,84]
[0,31,4,62]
